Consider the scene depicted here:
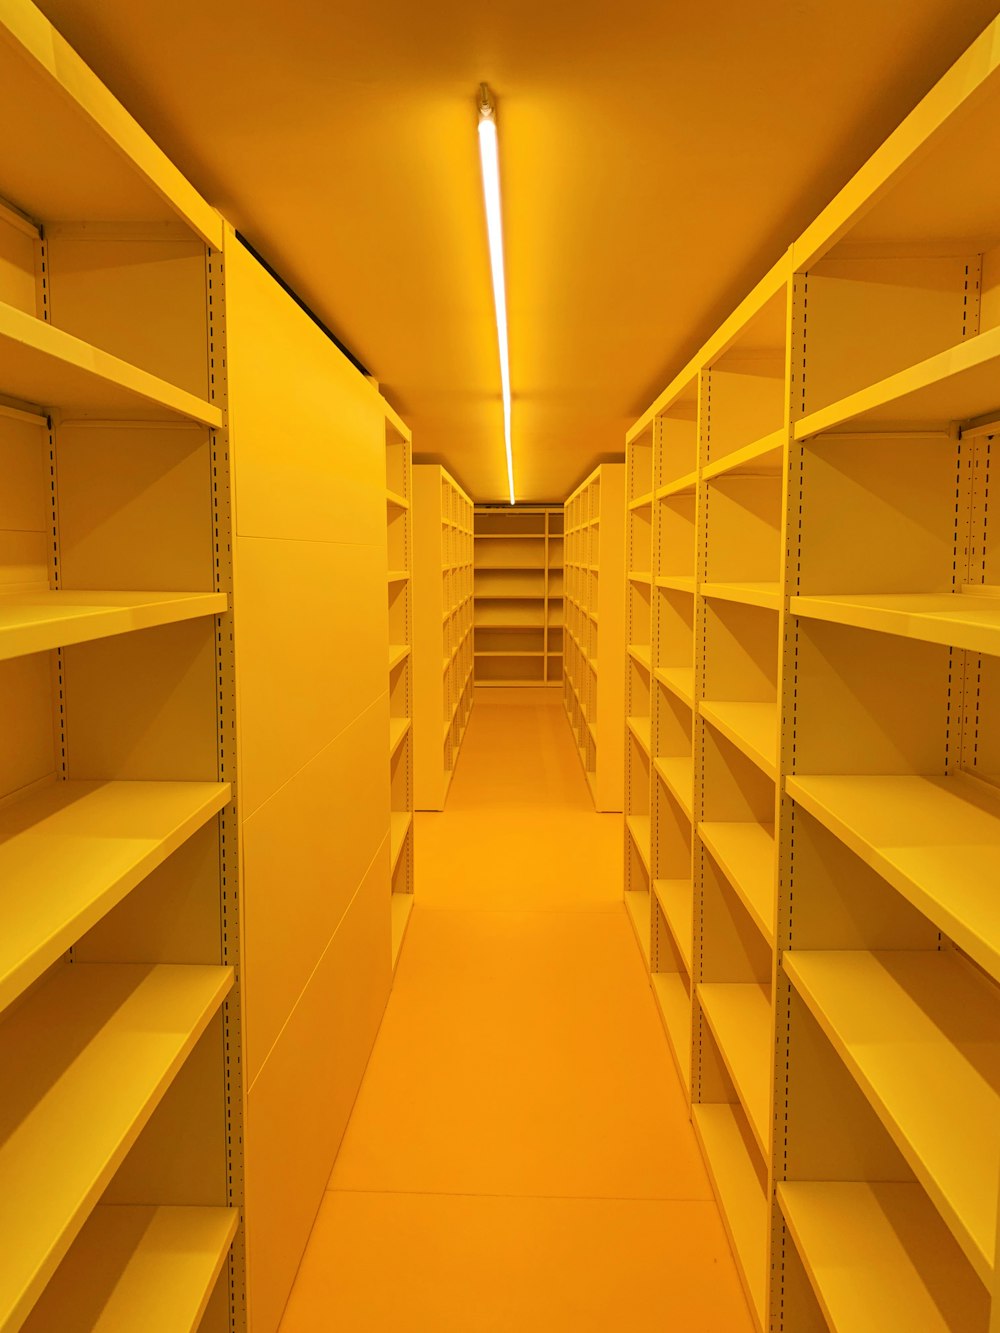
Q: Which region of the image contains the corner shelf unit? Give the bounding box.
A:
[0,2,241,1328]
[386,412,415,967]
[412,464,474,810]
[625,14,1000,1331]
[563,464,625,811]
[473,505,564,686]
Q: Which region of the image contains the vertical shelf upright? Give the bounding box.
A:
[624,433,654,962]
[412,463,474,810]
[473,504,563,685]
[563,463,626,810]
[385,411,415,968]
[0,3,242,1329]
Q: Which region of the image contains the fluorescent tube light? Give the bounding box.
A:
[478,84,515,505]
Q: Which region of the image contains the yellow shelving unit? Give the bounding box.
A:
[412,464,474,810]
[473,504,564,685]
[386,413,415,963]
[563,464,625,811]
[625,14,1000,1330]
[0,3,241,1329]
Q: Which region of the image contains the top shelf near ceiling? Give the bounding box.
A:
[0,0,220,243]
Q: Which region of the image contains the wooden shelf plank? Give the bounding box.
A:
[22,1205,238,1333]
[388,643,411,672]
[391,893,414,971]
[792,590,1000,656]
[626,814,651,873]
[654,665,695,709]
[389,718,410,759]
[624,889,650,967]
[786,774,1000,982]
[0,779,230,1014]
[653,878,693,973]
[698,982,772,1158]
[0,301,221,424]
[778,1182,989,1333]
[0,590,227,662]
[692,1103,768,1326]
[703,428,786,481]
[795,325,1000,438]
[651,971,691,1089]
[627,715,651,756]
[654,755,694,820]
[390,811,412,875]
[698,821,775,946]
[701,582,782,611]
[0,962,233,1332]
[700,700,778,780]
[783,949,1000,1282]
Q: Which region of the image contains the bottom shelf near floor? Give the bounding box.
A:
[692,1102,768,1329]
[22,1205,238,1333]
[777,1181,989,1333]
[391,891,414,970]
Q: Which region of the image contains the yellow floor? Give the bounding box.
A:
[278,687,755,1331]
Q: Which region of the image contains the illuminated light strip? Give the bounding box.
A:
[477,84,515,505]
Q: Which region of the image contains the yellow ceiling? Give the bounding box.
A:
[36,0,1000,501]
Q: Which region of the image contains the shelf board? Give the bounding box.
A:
[21,1205,238,1333]
[654,665,695,710]
[386,569,410,584]
[691,1104,768,1327]
[795,325,1000,438]
[628,644,652,672]
[626,814,651,875]
[653,878,693,974]
[0,962,233,1332]
[624,889,650,966]
[387,643,410,672]
[628,570,652,585]
[783,948,1000,1282]
[627,716,651,757]
[656,470,699,498]
[654,755,694,820]
[791,590,1000,656]
[474,650,545,658]
[654,575,696,595]
[778,1181,989,1333]
[698,983,772,1158]
[700,700,778,780]
[701,582,782,611]
[703,428,785,481]
[385,489,409,510]
[698,821,775,946]
[475,564,547,572]
[473,533,544,540]
[651,971,691,1090]
[785,774,1000,982]
[628,491,654,511]
[474,593,547,601]
[389,717,410,759]
[0,300,221,424]
[0,779,230,1015]
[390,810,412,875]
[0,589,227,663]
[391,892,414,971]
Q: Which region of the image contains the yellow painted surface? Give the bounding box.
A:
[279,686,753,1331]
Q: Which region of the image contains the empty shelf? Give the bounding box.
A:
[391,893,414,970]
[786,774,1000,982]
[778,1182,989,1333]
[792,590,1000,656]
[783,949,1000,1282]
[389,718,411,758]
[385,489,409,509]
[698,982,772,1157]
[386,569,410,584]
[654,665,695,709]
[653,878,693,973]
[796,324,1000,438]
[626,814,651,873]
[628,643,652,671]
[654,756,694,819]
[701,582,782,611]
[21,1205,238,1333]
[0,589,227,662]
[700,700,778,779]
[388,643,411,671]
[627,716,651,756]
[657,469,699,497]
[0,962,233,1332]
[698,821,775,945]
[703,428,785,480]
[390,811,412,874]
[0,779,230,1013]
[651,971,691,1088]
[0,301,220,425]
[654,575,696,594]
[624,889,650,965]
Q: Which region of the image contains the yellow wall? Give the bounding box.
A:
[225,233,393,1333]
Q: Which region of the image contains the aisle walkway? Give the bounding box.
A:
[279,688,754,1331]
